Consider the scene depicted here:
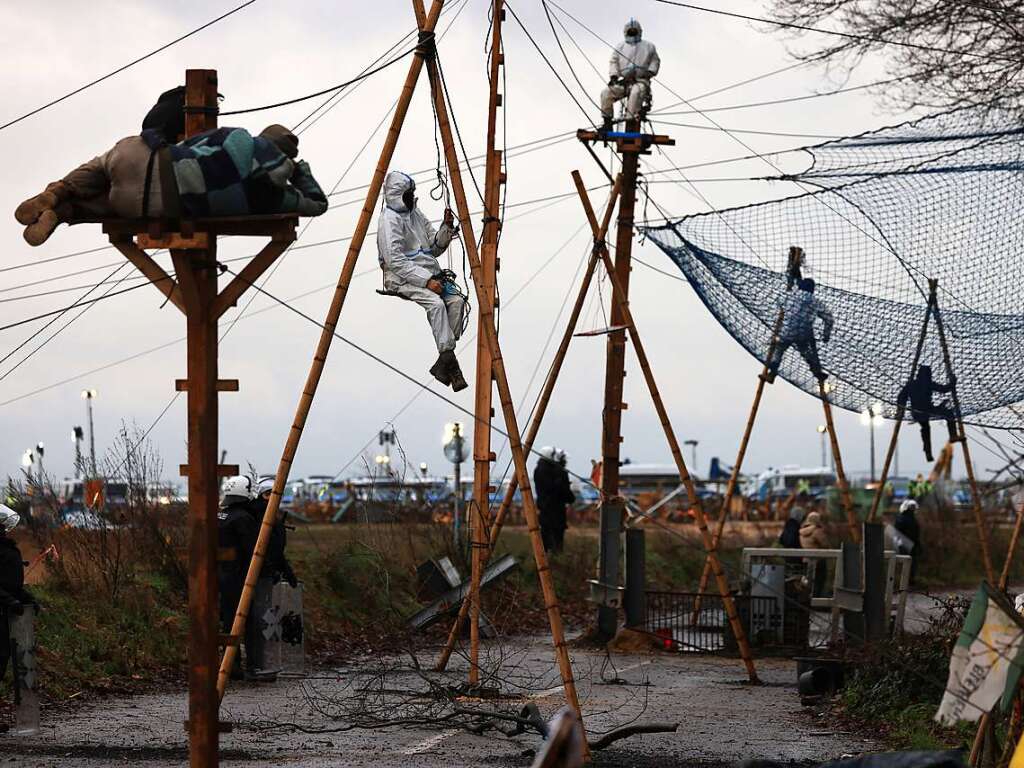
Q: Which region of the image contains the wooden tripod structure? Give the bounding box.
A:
[692,277,861,614]
[865,279,995,585]
[215,0,587,751]
[436,168,761,684]
[102,70,297,768]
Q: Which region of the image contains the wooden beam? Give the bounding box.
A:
[110,239,185,314]
[212,239,291,318]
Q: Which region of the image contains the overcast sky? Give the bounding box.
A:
[0,0,997,488]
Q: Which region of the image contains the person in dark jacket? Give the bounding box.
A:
[779,502,804,549]
[0,505,36,688]
[217,476,260,678]
[534,448,575,553]
[898,364,958,462]
[893,498,923,585]
[249,478,298,588]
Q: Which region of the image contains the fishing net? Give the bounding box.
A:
[642,105,1024,428]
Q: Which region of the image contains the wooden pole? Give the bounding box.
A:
[867,282,936,522]
[692,311,783,618]
[177,69,221,768]
[435,178,622,673]
[466,0,504,688]
[999,502,1024,589]
[819,380,860,543]
[931,285,996,585]
[420,11,587,743]
[595,122,642,639]
[572,173,760,684]
[215,0,446,701]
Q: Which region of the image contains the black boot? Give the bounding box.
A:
[601,116,613,135]
[430,353,453,386]
[443,351,468,392]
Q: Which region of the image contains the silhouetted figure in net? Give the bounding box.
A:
[766,277,833,383]
[898,364,958,462]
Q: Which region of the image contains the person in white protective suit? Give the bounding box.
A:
[376,170,468,391]
[599,18,661,132]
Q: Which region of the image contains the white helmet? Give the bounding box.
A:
[256,477,275,497]
[0,504,20,533]
[221,475,254,504]
[624,18,642,41]
[900,499,918,514]
[540,446,559,461]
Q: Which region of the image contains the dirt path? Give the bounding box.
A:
[3,638,878,767]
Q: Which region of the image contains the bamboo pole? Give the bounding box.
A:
[691,311,784,621]
[931,285,996,585]
[572,172,760,684]
[819,380,860,544]
[434,176,622,673]
[867,282,936,523]
[215,0,446,701]
[420,18,587,745]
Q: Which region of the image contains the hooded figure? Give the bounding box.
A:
[779,503,804,549]
[0,505,35,687]
[599,18,661,130]
[376,170,467,390]
[15,123,327,246]
[897,365,958,462]
[533,447,575,553]
[766,277,833,383]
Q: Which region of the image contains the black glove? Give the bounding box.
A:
[287,573,299,588]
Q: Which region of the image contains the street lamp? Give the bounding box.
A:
[72,426,84,479]
[81,388,98,477]
[816,425,827,468]
[419,462,428,479]
[860,402,885,482]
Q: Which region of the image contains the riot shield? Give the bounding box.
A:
[267,581,305,676]
[10,605,39,735]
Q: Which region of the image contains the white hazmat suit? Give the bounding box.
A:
[376,170,468,391]
[600,19,661,124]
[377,171,464,353]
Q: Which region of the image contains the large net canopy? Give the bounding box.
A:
[643,105,1024,429]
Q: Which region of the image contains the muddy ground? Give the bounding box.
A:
[1,637,878,767]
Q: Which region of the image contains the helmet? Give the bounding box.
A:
[900,499,919,514]
[0,504,20,534]
[256,477,275,497]
[556,449,568,464]
[539,446,559,461]
[221,475,254,505]
[624,17,642,40]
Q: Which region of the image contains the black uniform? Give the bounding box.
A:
[0,534,34,680]
[217,500,259,672]
[533,457,575,553]
[893,507,922,584]
[897,365,957,462]
[248,497,297,587]
[779,518,802,549]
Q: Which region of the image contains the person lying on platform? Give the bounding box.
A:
[897,364,959,462]
[765,277,833,383]
[376,170,468,391]
[599,17,660,133]
[15,124,327,246]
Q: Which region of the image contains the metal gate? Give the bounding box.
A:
[644,591,780,652]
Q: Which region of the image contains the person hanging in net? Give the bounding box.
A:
[599,18,660,133]
[376,170,468,391]
[897,364,959,462]
[766,276,833,383]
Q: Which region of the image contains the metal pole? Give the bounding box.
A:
[453,424,462,545]
[466,0,504,688]
[869,420,876,483]
[820,429,826,468]
[216,0,447,701]
[596,119,641,639]
[86,395,97,478]
[573,173,760,684]
[421,28,588,743]
[434,179,621,673]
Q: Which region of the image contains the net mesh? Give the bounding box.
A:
[642,105,1024,429]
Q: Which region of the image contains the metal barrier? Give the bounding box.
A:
[644,591,779,652]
